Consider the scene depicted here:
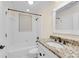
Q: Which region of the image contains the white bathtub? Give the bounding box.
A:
[7,46,38,58]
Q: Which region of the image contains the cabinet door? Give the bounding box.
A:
[38,43,58,58]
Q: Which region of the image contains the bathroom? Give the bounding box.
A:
[0,0,79,58]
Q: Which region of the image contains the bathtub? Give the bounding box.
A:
[7,46,38,58]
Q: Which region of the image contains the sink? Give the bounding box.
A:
[46,41,64,49]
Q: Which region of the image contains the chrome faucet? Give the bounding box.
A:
[0,45,5,49]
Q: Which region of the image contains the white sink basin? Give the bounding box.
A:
[46,42,64,49]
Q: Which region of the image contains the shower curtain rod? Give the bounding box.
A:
[8,8,42,16]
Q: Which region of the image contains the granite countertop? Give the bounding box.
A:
[38,39,79,58]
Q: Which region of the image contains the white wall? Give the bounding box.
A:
[0,2,15,46]
[0,2,4,45]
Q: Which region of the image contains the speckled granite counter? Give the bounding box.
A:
[38,39,62,58]
[38,38,79,58]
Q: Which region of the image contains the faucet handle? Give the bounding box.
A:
[63,41,66,45]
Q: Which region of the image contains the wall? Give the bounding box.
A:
[37,1,68,39]
[0,1,15,57]
[0,3,5,57]
[0,2,15,46]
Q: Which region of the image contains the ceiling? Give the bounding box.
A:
[9,1,54,13]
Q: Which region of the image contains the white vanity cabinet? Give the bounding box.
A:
[53,1,79,35]
[37,42,58,58]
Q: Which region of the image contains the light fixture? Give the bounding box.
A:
[28,1,34,5]
[27,9,30,12]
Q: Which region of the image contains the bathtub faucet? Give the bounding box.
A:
[0,45,5,49]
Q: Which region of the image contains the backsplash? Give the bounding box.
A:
[50,35,79,46]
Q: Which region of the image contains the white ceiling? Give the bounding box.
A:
[9,1,54,13]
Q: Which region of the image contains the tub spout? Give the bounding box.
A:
[0,45,5,49]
